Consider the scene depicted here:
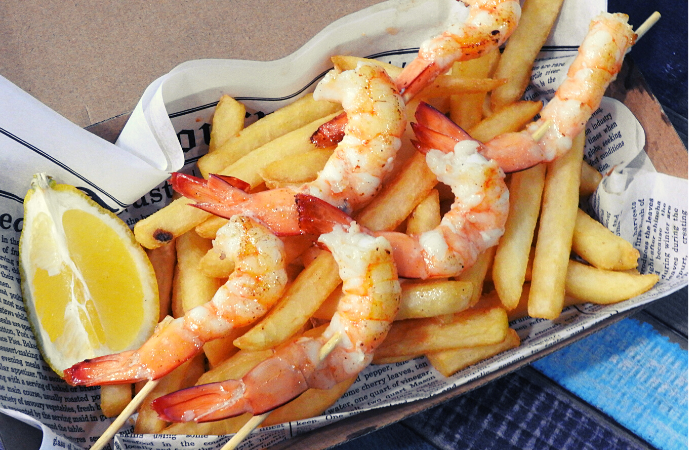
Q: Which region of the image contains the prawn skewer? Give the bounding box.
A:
[301,107,510,281]
[152,222,401,422]
[174,62,406,236]
[64,179,289,385]
[474,12,636,172]
[312,0,521,147]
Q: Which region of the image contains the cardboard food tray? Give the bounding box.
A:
[81,59,685,449]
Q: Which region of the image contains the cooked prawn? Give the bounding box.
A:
[311,0,520,147]
[477,12,637,172]
[174,62,406,236]
[302,109,509,280]
[151,222,401,422]
[63,210,288,385]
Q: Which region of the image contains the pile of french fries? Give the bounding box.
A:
[100,0,658,436]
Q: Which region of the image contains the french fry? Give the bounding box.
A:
[565,260,658,304]
[313,279,475,322]
[260,147,334,189]
[195,215,229,240]
[468,100,543,142]
[198,94,342,177]
[415,76,507,100]
[134,197,211,249]
[450,48,500,130]
[528,132,584,319]
[355,152,437,231]
[135,353,205,434]
[427,328,520,377]
[209,94,246,153]
[572,209,640,270]
[373,307,509,360]
[490,0,565,110]
[455,246,496,305]
[492,163,546,309]
[146,240,177,321]
[580,160,603,196]
[405,189,441,235]
[99,384,133,418]
[234,250,341,351]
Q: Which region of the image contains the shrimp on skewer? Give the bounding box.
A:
[151,222,401,422]
[63,187,289,385]
[173,62,406,236]
[312,0,521,147]
[415,12,636,173]
[303,111,509,281]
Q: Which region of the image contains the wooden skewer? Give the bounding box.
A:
[89,316,174,450]
[219,331,344,450]
[89,379,160,450]
[635,12,661,40]
[531,119,553,142]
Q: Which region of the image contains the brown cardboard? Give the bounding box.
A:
[1,1,687,448]
[0,0,383,128]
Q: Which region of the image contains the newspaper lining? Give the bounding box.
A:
[0,0,688,448]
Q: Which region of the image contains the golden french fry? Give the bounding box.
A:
[468,100,543,142]
[218,112,342,188]
[260,147,334,189]
[174,230,221,314]
[234,250,341,351]
[450,48,500,130]
[528,133,584,319]
[209,94,246,153]
[135,353,205,434]
[146,240,177,321]
[580,160,603,196]
[572,208,640,270]
[199,245,236,279]
[427,328,520,377]
[314,279,475,322]
[492,163,546,309]
[490,0,566,110]
[565,260,658,304]
[195,215,229,240]
[332,55,403,77]
[406,189,441,235]
[373,307,509,360]
[99,384,133,418]
[134,197,211,249]
[134,111,341,249]
[416,76,507,100]
[455,246,496,305]
[356,152,437,231]
[198,94,342,177]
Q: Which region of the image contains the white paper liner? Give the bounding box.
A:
[0,1,687,449]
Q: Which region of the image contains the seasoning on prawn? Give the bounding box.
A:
[151,222,401,422]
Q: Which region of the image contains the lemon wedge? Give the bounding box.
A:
[19,173,159,377]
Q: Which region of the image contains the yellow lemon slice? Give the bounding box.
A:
[19,173,159,377]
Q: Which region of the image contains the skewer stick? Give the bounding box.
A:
[89,379,160,450]
[635,12,660,40]
[89,316,174,450]
[220,331,344,450]
[531,119,553,142]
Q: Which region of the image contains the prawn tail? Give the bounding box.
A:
[296,193,353,236]
[412,102,473,154]
[152,380,249,423]
[63,350,143,386]
[395,58,438,102]
[311,112,348,148]
[171,172,251,219]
